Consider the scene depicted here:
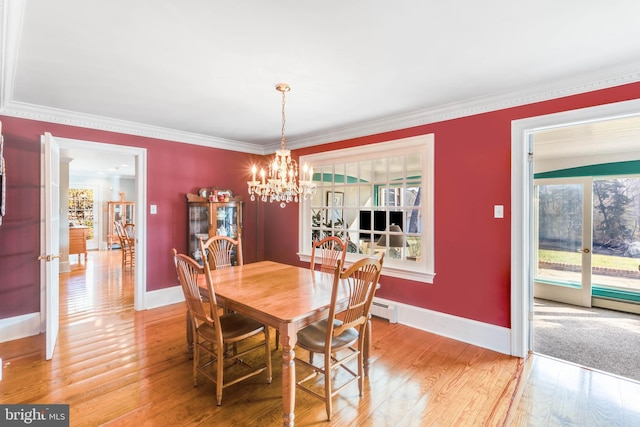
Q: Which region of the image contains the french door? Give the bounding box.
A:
[535,175,640,308]
[534,177,593,307]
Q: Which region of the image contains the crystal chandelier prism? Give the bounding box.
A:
[247,83,317,208]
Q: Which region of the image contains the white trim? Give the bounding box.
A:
[0,312,40,343]
[145,285,184,310]
[374,297,511,355]
[511,98,640,359]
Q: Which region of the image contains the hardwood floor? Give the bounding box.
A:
[1,250,639,426]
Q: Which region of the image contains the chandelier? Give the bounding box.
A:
[247,83,317,208]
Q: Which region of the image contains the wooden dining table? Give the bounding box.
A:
[194,260,374,427]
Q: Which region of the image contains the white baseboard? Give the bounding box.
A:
[0,313,41,343]
[0,291,510,356]
[144,285,184,309]
[373,297,512,356]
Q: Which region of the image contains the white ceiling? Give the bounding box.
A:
[2,0,640,178]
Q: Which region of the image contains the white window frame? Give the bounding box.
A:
[298,134,435,283]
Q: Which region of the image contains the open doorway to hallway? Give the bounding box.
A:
[48,136,147,318]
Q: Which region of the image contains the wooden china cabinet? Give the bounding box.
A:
[186,193,243,265]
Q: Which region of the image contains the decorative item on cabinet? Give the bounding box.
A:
[186,192,243,265]
[107,200,135,249]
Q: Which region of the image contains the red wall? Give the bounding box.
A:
[264,82,640,329]
[0,116,263,318]
[2,82,640,327]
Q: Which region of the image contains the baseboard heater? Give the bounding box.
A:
[371,298,398,323]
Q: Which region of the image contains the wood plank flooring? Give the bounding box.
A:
[1,250,639,426]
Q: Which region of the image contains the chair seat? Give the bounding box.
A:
[297,319,359,353]
[198,312,265,343]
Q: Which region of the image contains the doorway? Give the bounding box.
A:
[51,136,147,311]
[510,98,640,359]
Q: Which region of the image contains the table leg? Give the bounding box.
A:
[364,317,372,376]
[280,323,297,427]
[186,310,193,359]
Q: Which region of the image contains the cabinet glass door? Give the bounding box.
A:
[124,204,134,223]
[188,203,209,262]
[214,205,238,239]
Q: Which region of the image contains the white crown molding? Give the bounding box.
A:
[280,65,640,152]
[4,67,640,157]
[0,101,268,154]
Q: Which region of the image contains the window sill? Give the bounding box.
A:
[298,253,435,284]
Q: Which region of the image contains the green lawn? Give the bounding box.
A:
[539,249,640,270]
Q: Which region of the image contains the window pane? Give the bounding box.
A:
[359,160,372,183]
[319,165,332,183]
[389,156,404,180]
[359,186,372,206]
[407,236,421,261]
[407,153,422,178]
[344,187,357,207]
[404,185,422,207]
[310,186,323,207]
[406,208,422,234]
[334,164,345,183]
[373,158,387,181]
[346,162,358,184]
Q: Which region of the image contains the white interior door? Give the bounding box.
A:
[534,177,593,307]
[41,132,60,360]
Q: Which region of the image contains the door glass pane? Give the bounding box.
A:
[592,177,640,294]
[536,183,584,287]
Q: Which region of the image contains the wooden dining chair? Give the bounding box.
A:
[310,236,347,273]
[114,221,135,270]
[295,253,384,421]
[198,235,283,350]
[172,249,272,406]
[123,222,135,239]
[199,235,243,270]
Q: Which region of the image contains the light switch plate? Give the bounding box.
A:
[150,204,157,215]
[494,205,504,218]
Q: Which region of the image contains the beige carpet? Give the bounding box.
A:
[532,298,640,382]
